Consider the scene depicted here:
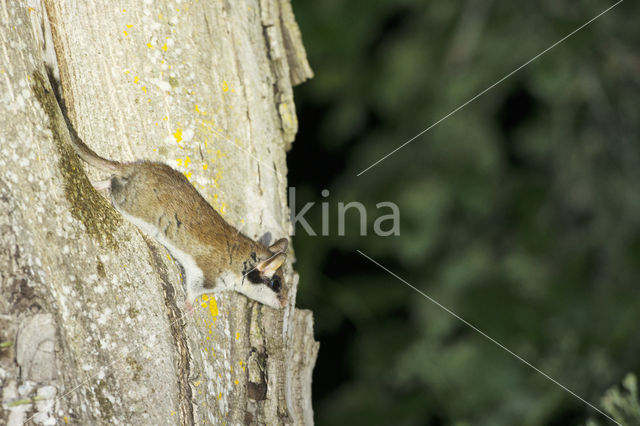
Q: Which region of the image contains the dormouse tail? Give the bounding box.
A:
[43,61,122,174]
[65,121,122,173]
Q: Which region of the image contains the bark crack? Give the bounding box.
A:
[143,237,194,426]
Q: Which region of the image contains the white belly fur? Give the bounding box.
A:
[115,207,280,308]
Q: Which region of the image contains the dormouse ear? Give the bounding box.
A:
[268,238,288,254]
[256,252,286,278]
[258,232,272,247]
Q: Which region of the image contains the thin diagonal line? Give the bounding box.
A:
[356,250,621,426]
[22,307,195,425]
[182,121,287,237]
[196,122,288,236]
[21,249,283,424]
[198,120,285,181]
[356,0,624,176]
[21,248,286,425]
[241,250,285,279]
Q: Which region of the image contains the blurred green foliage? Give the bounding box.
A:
[290,0,640,425]
[586,374,640,426]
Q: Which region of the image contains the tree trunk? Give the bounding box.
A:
[0,1,317,424]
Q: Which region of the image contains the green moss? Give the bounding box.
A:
[96,259,106,278]
[30,71,121,249]
[127,307,139,319]
[168,76,179,88]
[126,356,142,381]
[93,379,115,421]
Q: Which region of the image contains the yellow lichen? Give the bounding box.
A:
[209,296,219,320]
[173,128,182,142]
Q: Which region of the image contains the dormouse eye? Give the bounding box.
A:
[268,276,281,293]
[247,269,263,284]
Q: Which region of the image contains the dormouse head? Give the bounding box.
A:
[243,238,289,309]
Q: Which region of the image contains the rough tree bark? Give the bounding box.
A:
[0,1,317,424]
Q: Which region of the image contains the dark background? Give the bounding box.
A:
[288,1,640,425]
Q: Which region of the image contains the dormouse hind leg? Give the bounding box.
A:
[92,179,112,191]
